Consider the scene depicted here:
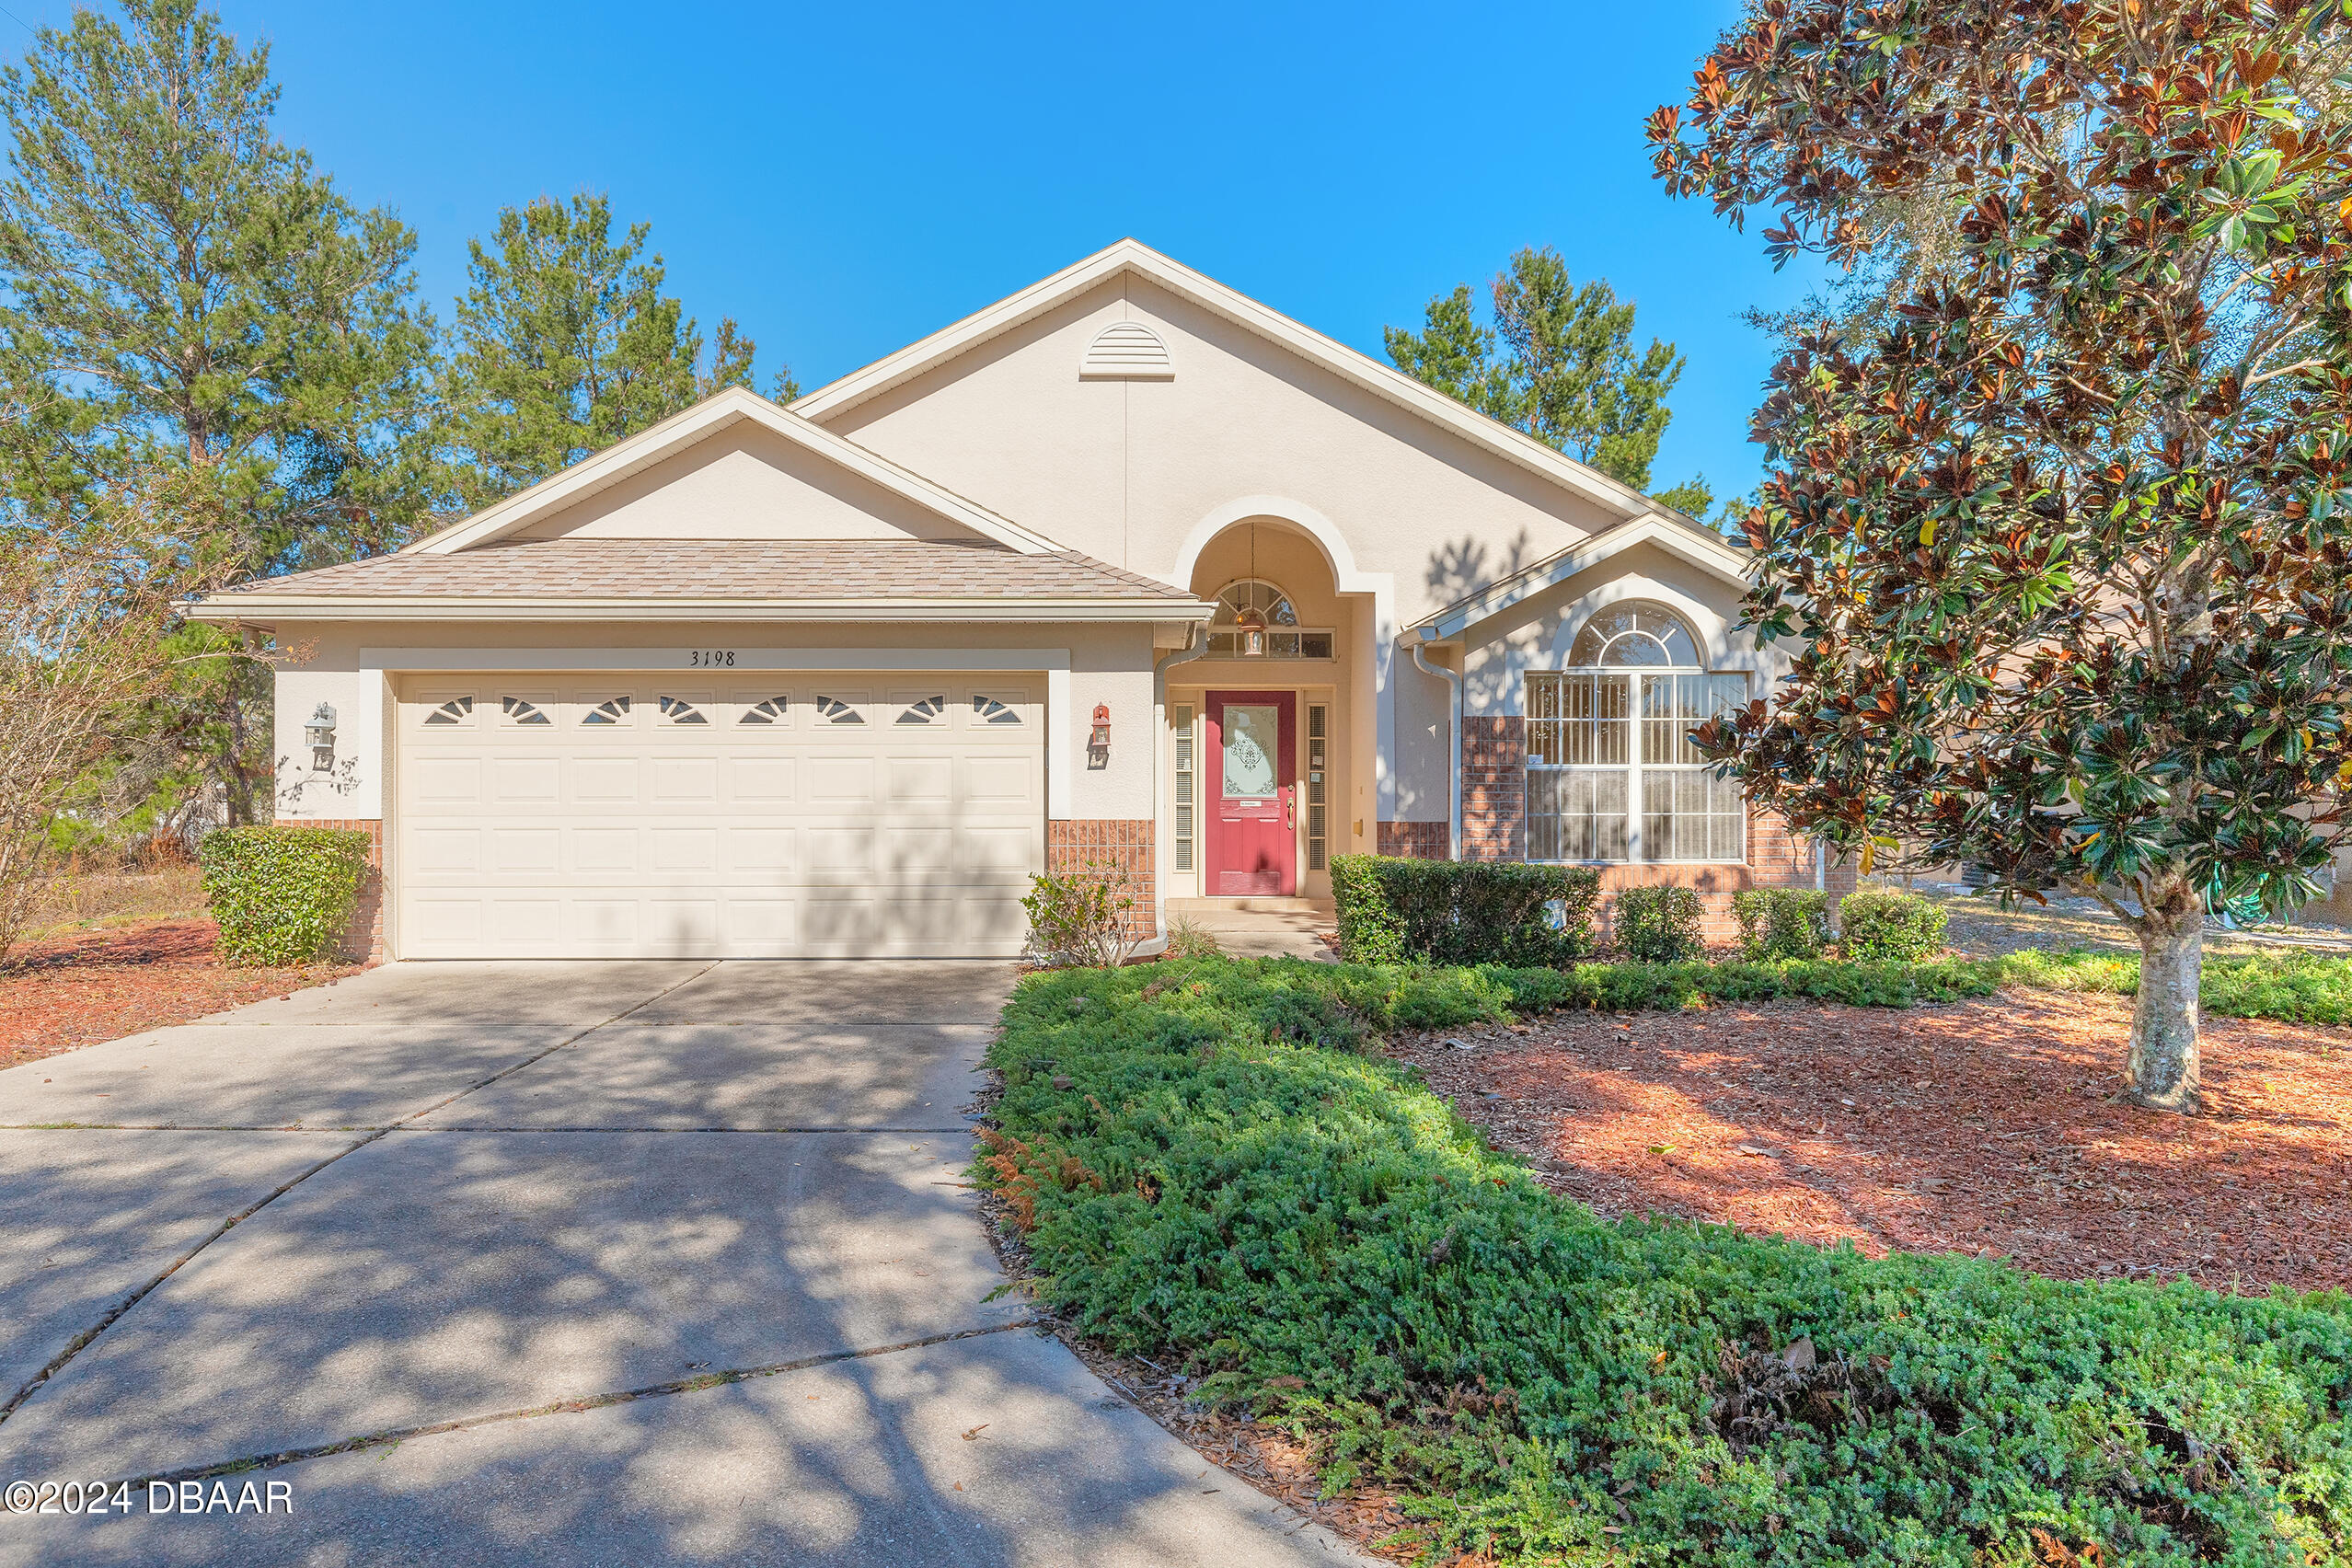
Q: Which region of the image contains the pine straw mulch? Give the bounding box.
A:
[1386,990,2352,1296]
[0,917,361,1068]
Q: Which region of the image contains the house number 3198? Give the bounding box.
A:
[686,651,737,667]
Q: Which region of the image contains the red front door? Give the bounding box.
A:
[1206,691,1297,896]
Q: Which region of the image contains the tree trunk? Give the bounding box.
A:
[2127,893,2203,1113]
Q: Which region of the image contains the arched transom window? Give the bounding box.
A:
[1526,599,1747,864]
[1207,580,1333,660]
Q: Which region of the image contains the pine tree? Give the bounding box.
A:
[0,0,439,571]
[439,193,794,507]
[1386,247,1708,513]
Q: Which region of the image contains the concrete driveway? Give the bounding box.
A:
[0,962,1365,1567]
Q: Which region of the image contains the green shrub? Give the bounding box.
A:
[980,956,2352,1567]
[1328,855,1597,967]
[1837,888,1948,961]
[198,825,369,966]
[1613,882,1704,962]
[1730,886,1831,960]
[1998,944,2352,1026]
[1020,864,1135,967]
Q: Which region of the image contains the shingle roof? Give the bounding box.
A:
[211,539,1193,604]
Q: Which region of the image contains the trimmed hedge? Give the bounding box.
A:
[981,956,2352,1566]
[1615,882,1705,962]
[1330,855,1597,967]
[1731,887,1830,961]
[199,825,370,966]
[1838,888,1948,961]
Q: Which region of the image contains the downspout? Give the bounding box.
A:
[1815,839,1827,893]
[1136,623,1212,955]
[1411,629,1463,861]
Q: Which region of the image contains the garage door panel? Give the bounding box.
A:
[490,827,560,874]
[651,827,719,872]
[960,825,1037,876]
[809,827,876,873]
[729,757,796,802]
[885,755,953,804]
[571,828,640,875]
[573,757,640,803]
[490,899,562,945]
[651,756,720,803]
[399,674,1043,958]
[963,755,1033,804]
[491,757,560,804]
[413,757,483,806]
[412,827,483,875]
[806,756,875,803]
[730,827,797,871]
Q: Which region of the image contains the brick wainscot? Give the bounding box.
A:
[1047,819,1155,940]
[1449,726,1858,947]
[278,817,385,963]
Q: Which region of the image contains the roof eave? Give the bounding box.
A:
[1412,514,1755,640]
[186,594,1215,626]
[400,387,1069,559]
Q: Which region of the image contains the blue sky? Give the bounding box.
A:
[7,0,1826,504]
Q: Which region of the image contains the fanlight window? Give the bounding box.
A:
[814,696,864,725]
[1567,601,1702,667]
[501,696,551,726]
[1526,601,1746,865]
[896,695,948,726]
[582,696,632,725]
[1207,580,1333,660]
[422,696,474,726]
[657,696,708,726]
[739,697,789,725]
[971,695,1023,726]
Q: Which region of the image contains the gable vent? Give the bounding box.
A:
[1079,320,1174,380]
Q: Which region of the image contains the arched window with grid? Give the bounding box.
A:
[1524,601,1747,862]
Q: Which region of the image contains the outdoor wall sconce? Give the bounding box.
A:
[306,701,337,772]
[1088,702,1112,768]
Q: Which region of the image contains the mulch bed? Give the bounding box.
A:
[0,917,362,1068]
[1387,991,2352,1295]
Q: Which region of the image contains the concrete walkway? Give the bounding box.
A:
[0,962,1366,1567]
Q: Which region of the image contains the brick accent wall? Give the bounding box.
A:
[1461,717,1525,862]
[1378,820,1451,859]
[1047,819,1155,939]
[278,818,384,963]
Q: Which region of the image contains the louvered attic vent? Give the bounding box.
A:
[1078,320,1173,380]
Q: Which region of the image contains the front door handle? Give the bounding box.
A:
[1286,790,1294,829]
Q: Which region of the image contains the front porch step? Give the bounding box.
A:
[1169,896,1335,917]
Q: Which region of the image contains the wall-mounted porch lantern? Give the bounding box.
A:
[306,701,338,772]
[1089,702,1112,767]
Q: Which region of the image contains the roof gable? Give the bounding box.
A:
[1412,514,1755,641]
[408,386,1062,557]
[792,239,1666,525]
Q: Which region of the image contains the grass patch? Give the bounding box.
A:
[982,958,2352,1565]
[1999,948,2352,1028]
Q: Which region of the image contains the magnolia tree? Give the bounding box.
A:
[1652,0,2352,1110]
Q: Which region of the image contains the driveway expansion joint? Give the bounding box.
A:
[0,960,723,1428]
[93,1320,1043,1492]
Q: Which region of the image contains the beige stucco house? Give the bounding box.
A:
[191,239,1843,960]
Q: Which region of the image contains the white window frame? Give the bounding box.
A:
[1525,604,1747,865]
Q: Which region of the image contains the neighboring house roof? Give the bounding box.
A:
[1410,513,1756,641]
[400,386,1067,558]
[187,539,1211,624]
[792,238,1693,530]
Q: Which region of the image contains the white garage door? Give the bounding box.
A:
[395,675,1043,958]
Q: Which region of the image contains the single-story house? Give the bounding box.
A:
[191,239,1850,961]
